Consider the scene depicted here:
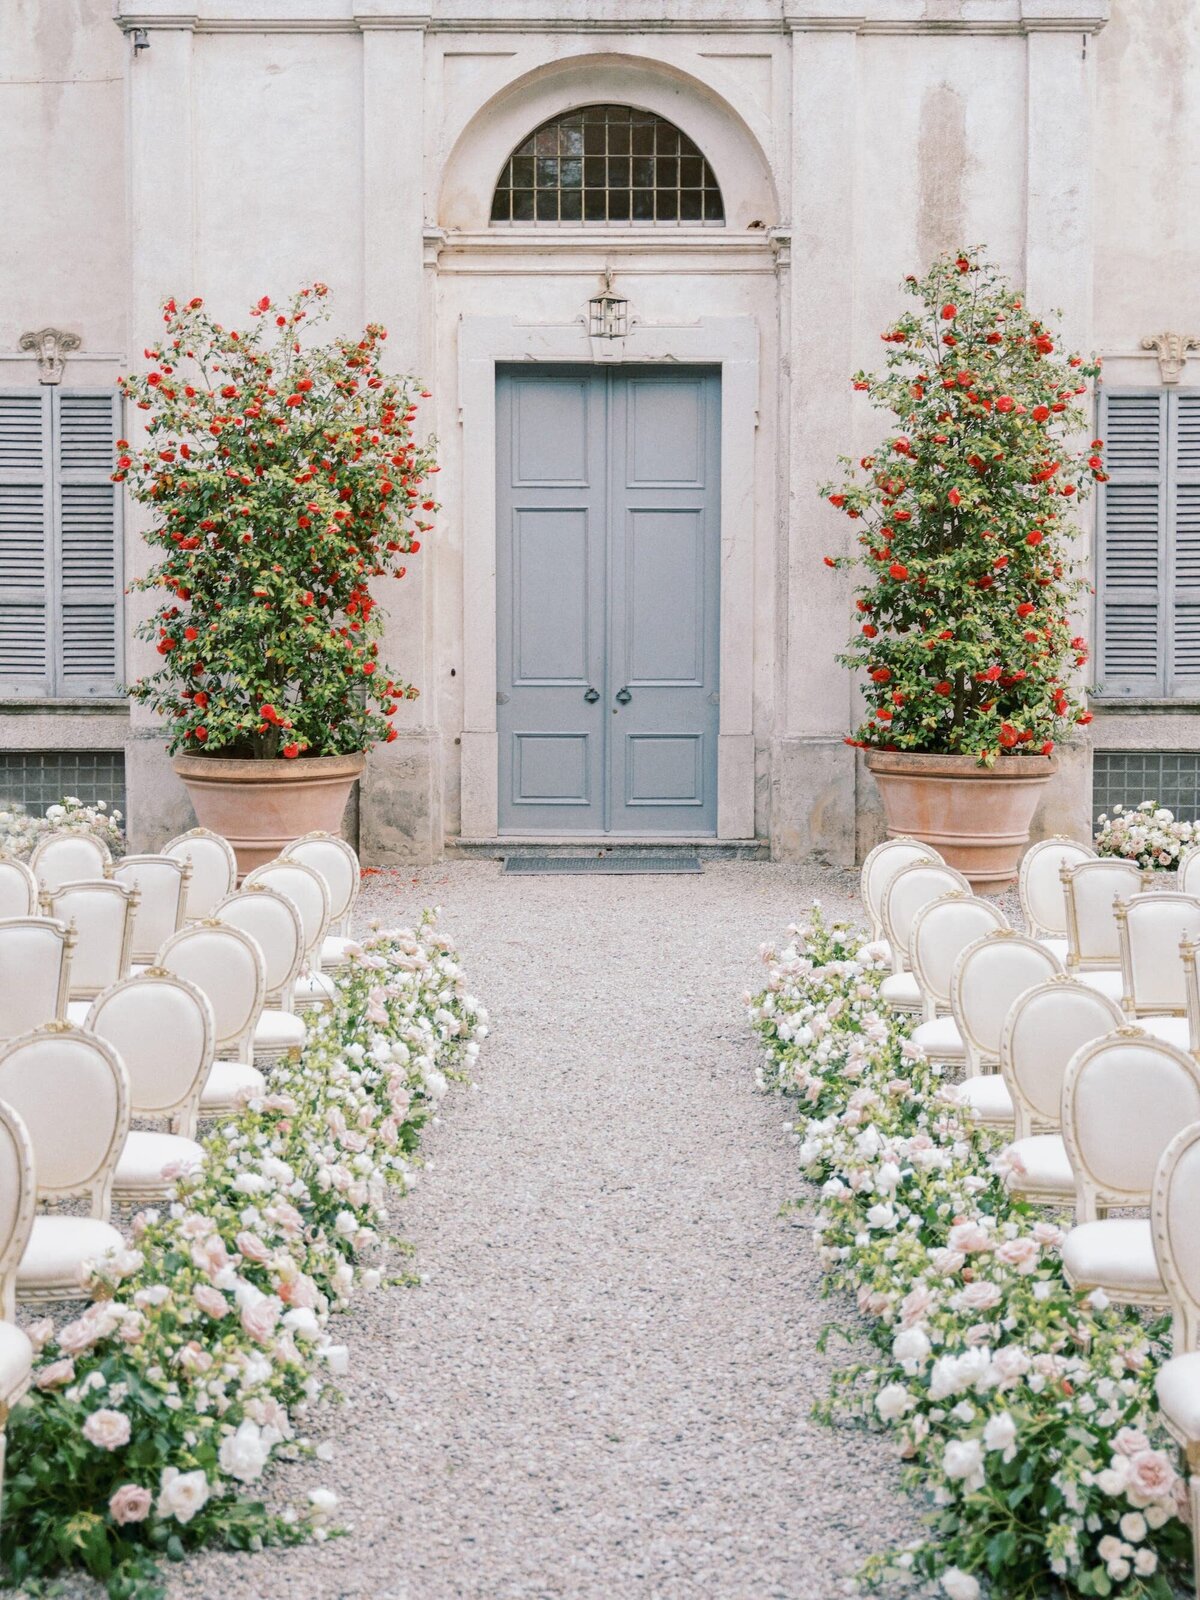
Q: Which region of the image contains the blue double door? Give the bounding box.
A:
[496,364,721,836]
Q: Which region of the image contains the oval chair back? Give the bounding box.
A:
[1061,858,1152,970]
[999,976,1125,1141]
[1019,836,1095,941]
[909,891,1010,1020]
[40,880,137,1000]
[0,1099,35,1320]
[214,885,304,1008]
[28,831,111,896]
[1062,1029,1200,1222]
[243,860,330,971]
[112,855,191,964]
[0,855,37,920]
[1179,844,1200,901]
[0,918,74,1042]
[1115,892,1200,1017]
[86,972,214,1140]
[861,837,945,945]
[951,930,1063,1077]
[1152,1120,1200,1353]
[881,860,971,974]
[282,832,359,937]
[157,921,266,1065]
[0,1025,129,1219]
[1181,936,1200,1057]
[163,829,238,921]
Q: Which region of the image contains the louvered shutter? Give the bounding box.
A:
[1098,391,1168,695]
[0,392,53,695]
[1170,393,1200,694]
[53,391,122,695]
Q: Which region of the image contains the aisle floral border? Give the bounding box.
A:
[2,913,487,1599]
[748,907,1190,1600]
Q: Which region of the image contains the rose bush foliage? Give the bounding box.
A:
[821,251,1105,765]
[116,287,438,759]
[2,917,487,1599]
[749,910,1190,1599]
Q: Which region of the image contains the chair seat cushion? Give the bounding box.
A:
[254,1009,306,1052]
[1137,1014,1193,1050]
[320,934,356,969]
[295,971,338,1009]
[1062,1218,1164,1295]
[956,1074,1014,1124]
[1005,1134,1073,1193]
[201,1060,266,1111]
[1036,937,1070,964]
[114,1131,204,1190]
[1156,1352,1200,1442]
[0,1319,32,1400]
[912,1015,964,1061]
[1075,968,1126,1003]
[18,1216,124,1294]
[879,971,922,1010]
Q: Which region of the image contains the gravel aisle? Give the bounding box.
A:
[147,862,918,1598]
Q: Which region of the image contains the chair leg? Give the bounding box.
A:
[1190,1475,1200,1598]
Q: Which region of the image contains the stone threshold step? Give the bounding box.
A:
[450,836,769,861]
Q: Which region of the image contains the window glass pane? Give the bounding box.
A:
[490,103,724,226]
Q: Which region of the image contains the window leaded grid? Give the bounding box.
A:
[490,104,724,227]
[1092,749,1200,826]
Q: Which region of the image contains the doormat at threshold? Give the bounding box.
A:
[502,854,703,876]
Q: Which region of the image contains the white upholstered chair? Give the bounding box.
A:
[112,854,191,966]
[1060,857,1152,1004]
[908,891,1009,1065]
[86,973,212,1203]
[1113,892,1200,1050]
[860,836,945,951]
[878,859,971,1015]
[0,855,37,920]
[28,830,110,896]
[0,1098,35,1513]
[214,884,307,1061]
[950,930,1062,1085]
[1060,1030,1200,1314]
[0,917,73,1042]
[1179,843,1200,901]
[43,880,138,1025]
[995,977,1125,1204]
[163,828,238,921]
[0,1025,128,1303]
[157,921,267,1110]
[282,831,360,969]
[244,859,334,1011]
[1018,836,1095,964]
[1151,1120,1200,1584]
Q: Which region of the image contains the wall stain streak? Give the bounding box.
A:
[917,82,972,268]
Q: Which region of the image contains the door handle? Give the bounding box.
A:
[615,687,632,705]
[584,686,600,703]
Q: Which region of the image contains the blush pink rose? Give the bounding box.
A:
[109,1483,152,1525]
[34,1358,75,1390]
[1128,1449,1178,1503]
[193,1283,229,1319]
[1115,1427,1152,1457]
[899,1284,936,1328]
[959,1280,1003,1310]
[236,1231,271,1264]
[947,1221,993,1254]
[995,1237,1040,1274]
[240,1297,281,1345]
[83,1408,131,1451]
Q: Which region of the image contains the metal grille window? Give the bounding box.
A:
[0,750,125,816]
[1093,750,1200,825]
[490,104,724,226]
[1096,389,1200,697]
[0,389,123,698]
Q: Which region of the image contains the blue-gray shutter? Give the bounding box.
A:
[1097,390,1168,696]
[0,391,52,695]
[53,391,122,695]
[1171,392,1200,694]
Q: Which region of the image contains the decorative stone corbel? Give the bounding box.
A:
[19,327,81,385]
[1140,331,1200,385]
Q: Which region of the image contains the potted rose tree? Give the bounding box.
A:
[115,286,437,872]
[821,250,1104,886]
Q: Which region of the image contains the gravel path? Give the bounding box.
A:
[36,861,925,1600]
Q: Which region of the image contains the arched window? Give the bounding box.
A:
[490,104,724,226]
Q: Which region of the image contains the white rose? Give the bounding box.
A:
[282,1307,321,1342]
[941,1568,981,1600]
[982,1411,1017,1458]
[892,1326,931,1368]
[308,1487,340,1525]
[866,1202,898,1231]
[1134,1548,1158,1576]
[319,1343,349,1377]
[943,1437,986,1491]
[875,1383,914,1422]
[156,1467,211,1524]
[218,1420,271,1484]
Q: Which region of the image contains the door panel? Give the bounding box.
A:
[496,364,720,835]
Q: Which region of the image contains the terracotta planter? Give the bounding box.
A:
[173,752,365,878]
[866,750,1057,890]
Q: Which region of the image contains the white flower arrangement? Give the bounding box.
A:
[0,794,126,860]
[1095,800,1195,870]
[3,913,488,1596]
[749,905,1190,1599]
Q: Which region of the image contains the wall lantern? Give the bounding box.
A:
[132,27,151,52]
[588,268,628,340]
